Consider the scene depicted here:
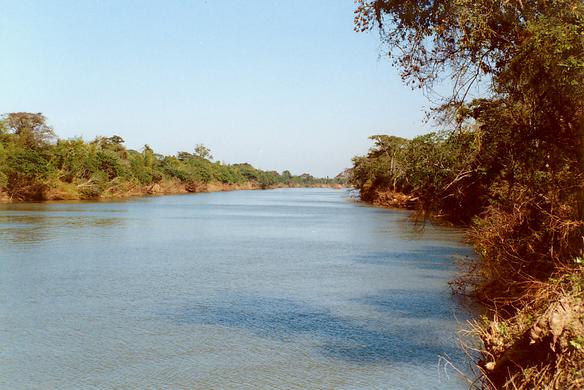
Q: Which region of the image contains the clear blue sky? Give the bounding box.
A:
[0,0,431,177]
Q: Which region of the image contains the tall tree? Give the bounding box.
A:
[3,112,56,148]
[194,144,213,160]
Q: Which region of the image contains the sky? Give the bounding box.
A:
[0,0,433,177]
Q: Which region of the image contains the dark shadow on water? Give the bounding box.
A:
[353,246,475,271]
[358,289,461,320]
[160,294,467,366]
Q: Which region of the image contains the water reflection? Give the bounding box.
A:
[0,205,124,244]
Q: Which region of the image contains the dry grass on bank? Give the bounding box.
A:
[457,267,584,389]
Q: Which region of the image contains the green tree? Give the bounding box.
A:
[51,138,91,182]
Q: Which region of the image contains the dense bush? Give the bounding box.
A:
[5,147,54,200]
[350,130,485,222]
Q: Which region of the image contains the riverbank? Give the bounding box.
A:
[0,179,346,203]
[0,113,346,204]
[354,186,584,388]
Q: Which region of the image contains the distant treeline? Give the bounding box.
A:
[0,112,343,201]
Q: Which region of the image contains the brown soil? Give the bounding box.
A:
[362,188,419,209]
[0,180,346,203]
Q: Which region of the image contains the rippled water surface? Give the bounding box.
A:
[0,188,476,389]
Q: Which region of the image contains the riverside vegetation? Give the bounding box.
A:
[352,0,583,388]
[0,112,344,202]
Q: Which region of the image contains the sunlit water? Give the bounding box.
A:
[0,188,476,389]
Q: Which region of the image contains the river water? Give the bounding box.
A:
[0,188,475,389]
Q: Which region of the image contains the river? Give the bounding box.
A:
[0,188,475,389]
